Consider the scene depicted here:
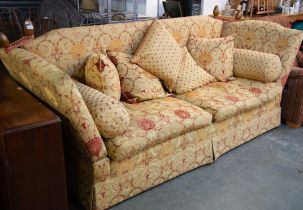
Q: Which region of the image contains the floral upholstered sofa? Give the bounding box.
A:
[1,16,302,210]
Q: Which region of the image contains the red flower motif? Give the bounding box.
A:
[175,109,190,119]
[137,119,155,131]
[23,59,31,65]
[249,87,262,95]
[281,74,288,86]
[95,59,108,72]
[225,95,240,102]
[85,137,102,157]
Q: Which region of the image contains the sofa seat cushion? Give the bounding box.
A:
[105,97,212,161]
[177,78,282,122]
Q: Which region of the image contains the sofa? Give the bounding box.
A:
[0,16,302,210]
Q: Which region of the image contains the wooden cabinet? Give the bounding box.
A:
[0,67,68,210]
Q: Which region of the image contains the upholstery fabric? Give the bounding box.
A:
[84,53,121,100]
[296,51,303,68]
[110,126,214,177]
[187,35,234,82]
[131,20,184,92]
[107,51,166,102]
[173,48,216,94]
[222,20,303,86]
[23,16,222,77]
[281,68,303,124]
[0,48,106,162]
[91,99,280,210]
[95,127,214,210]
[233,49,282,82]
[105,97,213,161]
[75,81,130,138]
[177,78,282,122]
[213,95,281,159]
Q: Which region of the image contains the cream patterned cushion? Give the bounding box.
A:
[187,35,234,82]
[233,49,282,83]
[174,48,216,94]
[75,81,130,138]
[131,20,184,92]
[107,51,166,102]
[85,53,121,100]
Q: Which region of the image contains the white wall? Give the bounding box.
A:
[202,0,228,15]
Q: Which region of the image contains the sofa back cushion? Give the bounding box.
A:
[222,20,303,86]
[187,35,235,82]
[23,16,222,76]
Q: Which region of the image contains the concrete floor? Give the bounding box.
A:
[70,124,303,210]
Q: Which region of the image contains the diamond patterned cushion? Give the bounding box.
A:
[174,48,216,94]
[131,20,184,92]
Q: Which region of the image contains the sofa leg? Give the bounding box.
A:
[286,121,302,129]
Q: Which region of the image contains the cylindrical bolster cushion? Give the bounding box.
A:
[233,49,282,83]
[75,81,130,139]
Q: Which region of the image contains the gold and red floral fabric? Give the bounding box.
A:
[105,97,212,161]
[233,49,282,82]
[84,53,121,100]
[107,51,166,102]
[187,35,235,82]
[23,16,222,77]
[93,97,280,210]
[222,20,303,85]
[0,48,106,162]
[75,81,130,138]
[177,78,282,122]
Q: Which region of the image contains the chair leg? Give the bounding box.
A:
[286,121,302,129]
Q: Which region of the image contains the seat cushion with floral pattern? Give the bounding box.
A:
[104,97,212,161]
[177,78,282,122]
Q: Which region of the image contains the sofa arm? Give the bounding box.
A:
[222,20,303,86]
[0,48,106,162]
[233,49,282,82]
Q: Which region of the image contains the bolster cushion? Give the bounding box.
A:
[75,81,130,138]
[233,49,282,83]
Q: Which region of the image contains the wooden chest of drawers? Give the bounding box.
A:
[0,66,68,210]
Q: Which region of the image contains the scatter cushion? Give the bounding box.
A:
[75,81,130,138]
[177,78,282,122]
[107,51,166,102]
[85,53,121,100]
[105,97,212,160]
[173,48,216,94]
[131,20,184,92]
[233,49,282,83]
[187,35,234,82]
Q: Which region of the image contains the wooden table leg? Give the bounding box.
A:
[286,121,302,129]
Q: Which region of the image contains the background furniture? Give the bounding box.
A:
[0,67,68,210]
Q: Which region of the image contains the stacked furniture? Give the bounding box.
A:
[0,16,302,210]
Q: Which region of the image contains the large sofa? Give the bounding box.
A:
[1,16,302,210]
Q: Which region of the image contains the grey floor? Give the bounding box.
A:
[70,124,303,210]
